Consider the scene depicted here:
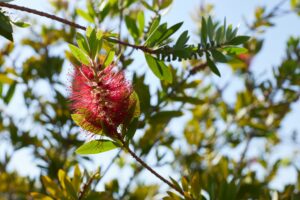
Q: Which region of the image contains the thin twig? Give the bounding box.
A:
[246,0,290,32]
[115,133,184,196]
[78,172,99,200]
[234,133,253,178]
[0,2,155,54]
[0,2,86,30]
[265,0,289,18]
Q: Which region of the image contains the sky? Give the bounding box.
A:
[1,0,300,193]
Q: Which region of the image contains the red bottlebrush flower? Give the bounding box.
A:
[70,65,133,136]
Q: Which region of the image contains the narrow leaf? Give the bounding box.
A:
[71,114,103,135]
[103,51,115,68]
[228,36,250,45]
[156,22,183,45]
[76,33,90,54]
[175,30,189,48]
[11,21,30,28]
[75,140,119,155]
[0,74,14,84]
[0,11,13,41]
[4,82,16,104]
[223,46,248,55]
[211,49,227,63]
[87,28,101,60]
[76,9,94,23]
[68,44,91,65]
[126,117,139,141]
[149,111,183,124]
[207,16,214,42]
[201,17,207,45]
[125,15,140,39]
[144,54,172,83]
[137,11,145,34]
[207,55,221,77]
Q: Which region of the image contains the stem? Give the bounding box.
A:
[0,2,86,30]
[0,2,155,53]
[115,134,184,196]
[234,133,253,178]
[78,172,99,200]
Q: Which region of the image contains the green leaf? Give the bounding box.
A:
[103,51,115,68]
[30,193,53,200]
[169,96,204,104]
[223,46,248,55]
[146,16,161,37]
[159,0,173,9]
[137,11,145,34]
[169,177,183,193]
[41,176,62,198]
[0,83,3,96]
[0,74,14,84]
[155,22,183,45]
[211,49,227,63]
[0,11,13,41]
[141,0,155,11]
[201,17,207,45]
[72,165,81,193]
[125,15,140,39]
[87,1,96,18]
[207,55,221,77]
[145,23,167,47]
[58,170,67,190]
[228,36,250,45]
[126,117,139,141]
[76,33,90,54]
[86,28,102,60]
[144,54,173,83]
[129,91,141,119]
[63,176,77,199]
[175,30,189,48]
[207,16,214,42]
[215,26,224,45]
[225,24,233,41]
[11,21,30,28]
[65,51,81,67]
[4,82,16,104]
[191,173,201,199]
[71,113,103,135]
[149,111,183,124]
[86,26,93,37]
[221,18,227,43]
[68,44,91,65]
[76,9,94,23]
[75,140,119,155]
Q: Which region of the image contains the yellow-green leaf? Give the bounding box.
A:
[75,140,119,155]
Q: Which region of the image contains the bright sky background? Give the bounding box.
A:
[1,0,300,194]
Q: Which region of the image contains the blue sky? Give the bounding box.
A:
[1,0,300,192]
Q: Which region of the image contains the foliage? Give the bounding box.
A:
[0,0,300,199]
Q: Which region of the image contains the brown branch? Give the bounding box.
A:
[0,2,86,30]
[0,2,155,53]
[115,133,184,196]
[78,172,99,200]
